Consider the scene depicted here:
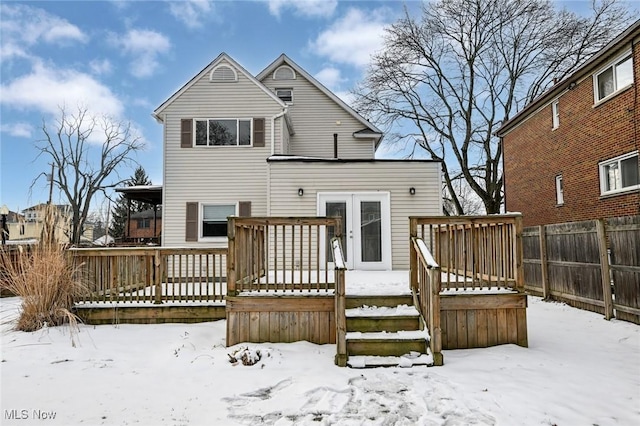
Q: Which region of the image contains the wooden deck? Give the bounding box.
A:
[68,214,527,368]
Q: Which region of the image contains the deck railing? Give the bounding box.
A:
[410,237,443,366]
[410,215,524,291]
[70,247,227,304]
[227,217,342,295]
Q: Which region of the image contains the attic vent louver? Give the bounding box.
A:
[273,65,296,80]
[210,65,237,82]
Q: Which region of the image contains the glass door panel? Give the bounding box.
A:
[326,201,347,262]
[360,201,381,262]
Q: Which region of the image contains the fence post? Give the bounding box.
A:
[227,216,236,296]
[154,249,162,304]
[595,219,614,320]
[538,225,550,300]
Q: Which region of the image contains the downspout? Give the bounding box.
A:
[271,109,287,156]
[268,109,287,216]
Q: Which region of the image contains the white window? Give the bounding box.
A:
[273,65,296,80]
[276,88,293,103]
[594,52,633,103]
[555,175,564,205]
[599,151,639,196]
[201,204,235,238]
[552,100,559,129]
[194,119,251,146]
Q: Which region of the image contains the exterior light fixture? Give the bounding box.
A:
[298,188,304,196]
[409,187,416,195]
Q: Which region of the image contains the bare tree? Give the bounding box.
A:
[355,0,631,214]
[34,106,145,244]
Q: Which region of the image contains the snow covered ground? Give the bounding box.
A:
[1,278,639,425]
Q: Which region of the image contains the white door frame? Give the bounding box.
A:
[317,192,391,270]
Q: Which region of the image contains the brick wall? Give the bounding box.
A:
[503,42,640,227]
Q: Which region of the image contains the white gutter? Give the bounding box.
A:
[270,109,287,156]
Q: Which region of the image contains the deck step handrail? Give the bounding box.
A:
[332,237,348,367]
[410,236,443,366]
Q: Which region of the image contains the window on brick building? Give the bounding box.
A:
[555,175,564,205]
[599,151,639,196]
[594,51,633,103]
[137,218,151,229]
[551,100,559,129]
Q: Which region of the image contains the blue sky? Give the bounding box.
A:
[0,0,631,214]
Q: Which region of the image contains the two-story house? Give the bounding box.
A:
[497,20,640,227]
[153,53,443,270]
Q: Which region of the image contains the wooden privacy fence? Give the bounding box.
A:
[70,247,227,304]
[523,215,640,324]
[409,215,527,356]
[226,217,344,348]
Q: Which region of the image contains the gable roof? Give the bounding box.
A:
[497,19,640,137]
[152,52,286,122]
[257,54,383,145]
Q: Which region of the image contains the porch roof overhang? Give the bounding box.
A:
[115,185,163,205]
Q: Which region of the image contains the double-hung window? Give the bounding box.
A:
[599,151,639,196]
[201,204,236,238]
[551,100,559,129]
[195,119,251,146]
[594,52,633,103]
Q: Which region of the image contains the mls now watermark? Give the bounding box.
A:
[4,409,57,421]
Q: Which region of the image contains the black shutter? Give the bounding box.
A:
[181,119,193,148]
[185,202,198,241]
[253,118,265,147]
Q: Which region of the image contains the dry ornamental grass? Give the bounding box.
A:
[0,204,87,341]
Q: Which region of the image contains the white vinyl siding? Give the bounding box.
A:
[268,160,442,269]
[262,72,375,159]
[161,60,283,247]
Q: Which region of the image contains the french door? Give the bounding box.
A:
[318,192,391,270]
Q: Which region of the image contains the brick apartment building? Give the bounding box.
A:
[497,20,640,227]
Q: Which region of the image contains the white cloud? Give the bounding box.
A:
[168,0,213,29]
[310,8,390,68]
[0,62,124,119]
[89,58,113,75]
[315,67,346,90]
[109,29,171,78]
[268,0,337,18]
[0,122,33,138]
[0,3,87,62]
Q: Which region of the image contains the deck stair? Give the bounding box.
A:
[344,295,433,368]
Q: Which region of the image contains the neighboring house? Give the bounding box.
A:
[128,207,162,241]
[497,20,640,227]
[153,53,443,270]
[6,203,93,243]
